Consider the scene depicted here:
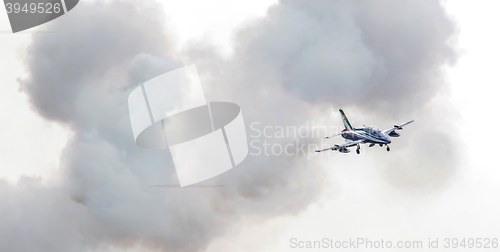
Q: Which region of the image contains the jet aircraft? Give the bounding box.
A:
[315,109,413,154]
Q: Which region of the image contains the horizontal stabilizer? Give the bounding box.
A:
[315,139,364,153]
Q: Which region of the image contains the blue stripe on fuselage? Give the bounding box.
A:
[341,129,391,144]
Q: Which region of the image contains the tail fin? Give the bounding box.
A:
[339,109,353,130]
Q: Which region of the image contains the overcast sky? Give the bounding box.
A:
[0,0,499,252]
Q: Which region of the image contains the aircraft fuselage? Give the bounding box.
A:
[341,128,391,144]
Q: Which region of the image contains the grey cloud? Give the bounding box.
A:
[5,0,458,251]
[10,0,230,251]
[19,0,170,124]
[128,54,182,86]
[10,0,325,251]
[222,0,456,117]
[0,177,92,251]
[187,0,458,194]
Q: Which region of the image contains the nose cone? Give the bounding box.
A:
[385,137,392,144]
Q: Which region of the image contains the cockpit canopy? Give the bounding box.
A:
[364,126,383,137]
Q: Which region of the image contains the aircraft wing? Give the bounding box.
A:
[382,120,414,134]
[315,139,365,152]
